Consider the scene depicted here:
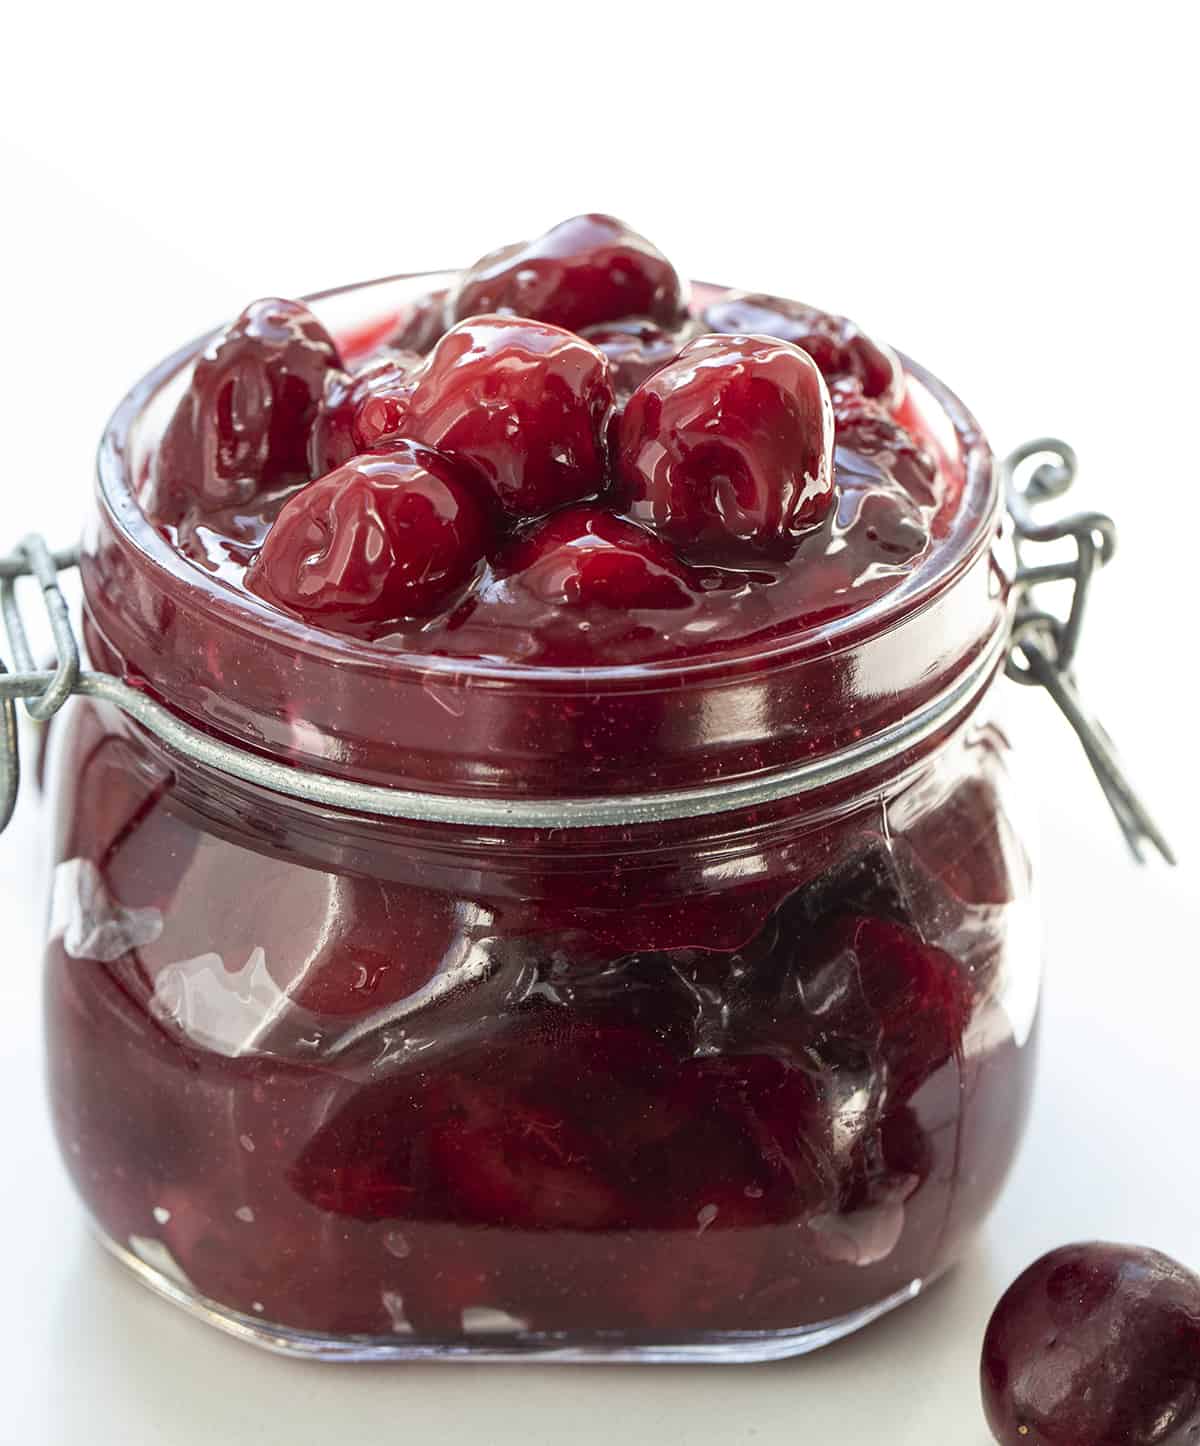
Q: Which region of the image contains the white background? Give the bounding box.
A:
[2,5,1196,1441]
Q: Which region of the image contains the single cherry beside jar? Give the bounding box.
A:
[981,1243,1200,1445]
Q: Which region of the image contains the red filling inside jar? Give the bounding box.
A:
[46,220,1035,1353]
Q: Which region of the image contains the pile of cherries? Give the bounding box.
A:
[145,214,941,647]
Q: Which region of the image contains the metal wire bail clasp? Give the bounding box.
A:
[1002,439,1174,865]
[0,537,81,833]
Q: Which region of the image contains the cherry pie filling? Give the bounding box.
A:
[47,215,1033,1343]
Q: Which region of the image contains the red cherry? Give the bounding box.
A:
[421,1015,689,1233]
[669,1053,837,1222]
[289,1077,427,1222]
[616,334,835,560]
[427,1075,627,1230]
[307,353,421,475]
[579,316,700,395]
[832,381,938,507]
[810,1106,931,1267]
[352,370,423,452]
[454,213,684,332]
[703,292,902,406]
[148,297,340,523]
[403,316,614,518]
[504,506,696,610]
[801,915,970,1102]
[982,1243,1200,1445]
[246,443,488,627]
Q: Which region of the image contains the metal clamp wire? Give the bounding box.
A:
[0,538,80,721]
[0,660,17,834]
[1003,438,1117,678]
[998,439,1173,865]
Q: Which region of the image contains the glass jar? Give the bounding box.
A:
[38,274,1043,1363]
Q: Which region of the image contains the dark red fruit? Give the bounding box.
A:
[580,316,699,395]
[832,381,938,507]
[703,292,901,406]
[428,1075,627,1230]
[454,213,684,332]
[246,443,487,627]
[403,316,614,518]
[504,506,696,611]
[669,1053,836,1222]
[423,1016,685,1232]
[801,915,969,1102]
[148,298,340,523]
[307,353,421,475]
[616,334,835,560]
[982,1243,1200,1445]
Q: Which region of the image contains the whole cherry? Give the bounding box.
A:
[616,333,835,561]
[454,213,685,332]
[703,292,902,406]
[403,315,614,519]
[982,1242,1200,1445]
[429,1084,627,1231]
[148,297,340,523]
[503,506,697,611]
[246,443,488,628]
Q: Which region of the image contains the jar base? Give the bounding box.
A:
[97,1228,933,1364]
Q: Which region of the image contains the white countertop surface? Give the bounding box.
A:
[1,10,1194,1438]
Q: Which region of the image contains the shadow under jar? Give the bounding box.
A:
[44,274,1038,1362]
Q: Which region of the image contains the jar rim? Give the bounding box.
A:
[95,271,1001,691]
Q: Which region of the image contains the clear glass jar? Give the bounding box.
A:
[42,274,1039,1362]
